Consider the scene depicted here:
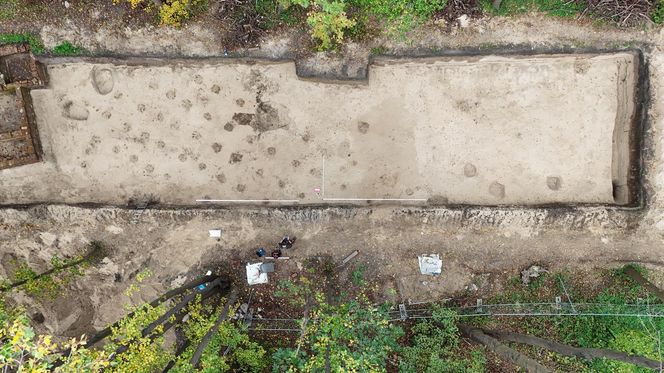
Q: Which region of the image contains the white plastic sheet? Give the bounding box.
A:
[246,263,268,285]
[418,254,442,276]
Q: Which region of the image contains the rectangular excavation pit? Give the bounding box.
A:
[0,88,41,170]
[0,52,644,206]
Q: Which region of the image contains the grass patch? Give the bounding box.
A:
[351,264,366,286]
[482,0,585,17]
[370,45,388,55]
[0,0,18,20]
[0,33,45,55]
[653,0,664,23]
[479,265,664,372]
[347,0,448,36]
[255,0,306,30]
[51,41,85,56]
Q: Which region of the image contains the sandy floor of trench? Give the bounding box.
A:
[0,53,637,205]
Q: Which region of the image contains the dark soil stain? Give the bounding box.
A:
[230,152,243,164]
[358,121,370,134]
[233,113,255,126]
[254,102,283,132]
[232,101,287,133]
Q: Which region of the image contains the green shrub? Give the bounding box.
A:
[653,0,664,23]
[8,254,87,300]
[308,0,356,50]
[0,33,45,54]
[481,0,585,18]
[350,264,366,286]
[348,0,446,35]
[0,0,17,20]
[159,0,193,26]
[554,289,664,372]
[52,41,85,56]
[280,0,355,50]
[273,298,403,371]
[113,0,207,27]
[350,0,445,21]
[400,307,486,372]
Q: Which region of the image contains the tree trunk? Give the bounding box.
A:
[459,325,553,373]
[141,277,227,338]
[87,274,219,346]
[189,289,238,368]
[483,328,662,370]
[112,279,228,358]
[52,277,230,369]
[2,243,105,292]
[162,340,191,373]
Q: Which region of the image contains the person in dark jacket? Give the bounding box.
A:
[278,235,296,249]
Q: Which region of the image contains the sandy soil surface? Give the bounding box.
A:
[3,14,664,341]
[0,202,657,339]
[0,52,637,205]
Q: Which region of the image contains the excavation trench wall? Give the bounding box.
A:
[0,51,645,207]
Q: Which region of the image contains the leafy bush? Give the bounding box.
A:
[308,0,356,50]
[653,0,664,23]
[113,0,206,27]
[0,0,17,20]
[481,0,585,17]
[348,0,446,35]
[106,302,173,372]
[280,0,356,50]
[113,0,147,8]
[400,307,486,372]
[9,255,86,300]
[273,296,403,371]
[52,41,85,56]
[350,264,366,286]
[553,266,664,372]
[159,0,193,26]
[160,294,266,373]
[0,300,108,371]
[0,33,45,54]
